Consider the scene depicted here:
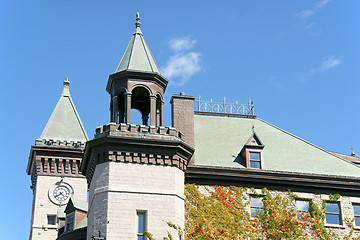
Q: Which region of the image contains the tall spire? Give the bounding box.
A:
[39,78,88,142]
[115,12,160,74]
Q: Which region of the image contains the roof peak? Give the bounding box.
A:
[39,78,88,142]
[115,13,160,74]
[61,77,70,97]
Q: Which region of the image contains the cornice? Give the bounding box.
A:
[186,165,360,196]
[106,70,168,93]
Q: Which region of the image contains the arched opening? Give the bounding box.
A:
[130,109,143,125]
[131,87,150,125]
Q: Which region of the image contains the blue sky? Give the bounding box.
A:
[1,1,359,238]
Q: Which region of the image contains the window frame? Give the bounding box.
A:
[137,211,147,240]
[246,149,264,169]
[295,199,310,220]
[353,203,360,227]
[250,196,264,218]
[47,215,56,225]
[65,212,75,232]
[324,201,342,225]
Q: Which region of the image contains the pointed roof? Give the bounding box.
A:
[40,78,88,142]
[244,130,264,148]
[65,197,88,213]
[115,13,161,74]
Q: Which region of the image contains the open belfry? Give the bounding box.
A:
[81,13,194,239]
[27,13,360,240]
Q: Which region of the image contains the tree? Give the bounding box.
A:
[147,184,360,239]
[184,184,360,240]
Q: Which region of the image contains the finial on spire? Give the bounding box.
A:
[64,76,70,87]
[135,12,141,28]
[62,77,70,96]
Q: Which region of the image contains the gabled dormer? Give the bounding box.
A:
[63,198,87,233]
[240,130,265,169]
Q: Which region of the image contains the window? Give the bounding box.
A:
[325,202,342,225]
[65,212,75,232]
[249,152,261,169]
[137,211,146,240]
[296,200,310,220]
[353,204,360,226]
[47,215,56,225]
[250,196,263,218]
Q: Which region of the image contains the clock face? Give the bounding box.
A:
[53,185,71,201]
[48,181,74,205]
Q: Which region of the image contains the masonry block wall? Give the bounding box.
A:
[87,161,185,240]
[170,94,195,164]
[30,175,87,240]
[87,162,109,240]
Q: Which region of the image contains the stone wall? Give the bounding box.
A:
[87,161,184,240]
[30,175,87,240]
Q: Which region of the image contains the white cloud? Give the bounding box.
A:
[320,56,342,71]
[168,37,196,52]
[162,52,201,86]
[295,0,330,22]
[300,56,342,82]
[161,36,202,86]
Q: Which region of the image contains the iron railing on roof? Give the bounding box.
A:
[195,96,255,116]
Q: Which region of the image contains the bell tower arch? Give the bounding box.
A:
[107,13,167,126]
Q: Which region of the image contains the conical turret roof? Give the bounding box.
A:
[115,13,161,74]
[40,78,88,142]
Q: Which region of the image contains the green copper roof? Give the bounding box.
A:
[115,13,160,74]
[57,206,66,218]
[65,197,88,212]
[194,115,360,177]
[40,79,88,142]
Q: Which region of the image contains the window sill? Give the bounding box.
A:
[324,224,345,229]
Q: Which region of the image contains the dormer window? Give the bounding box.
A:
[65,212,75,232]
[239,130,265,169]
[249,151,261,169]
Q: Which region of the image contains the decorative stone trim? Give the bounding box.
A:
[35,139,86,148]
[35,156,83,177]
[86,150,187,186]
[94,123,183,139]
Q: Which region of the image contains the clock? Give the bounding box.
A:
[53,185,71,201]
[48,181,74,205]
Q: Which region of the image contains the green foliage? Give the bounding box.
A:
[329,193,341,202]
[185,184,253,239]
[150,185,359,240]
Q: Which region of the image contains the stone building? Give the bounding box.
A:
[27,13,360,240]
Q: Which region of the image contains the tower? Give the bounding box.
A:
[27,79,88,240]
[81,14,194,239]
